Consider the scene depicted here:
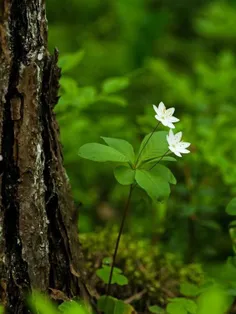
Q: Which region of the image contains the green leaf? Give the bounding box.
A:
[180,283,200,297]
[229,223,236,253]
[78,86,97,107]
[28,292,58,314]
[229,220,236,228]
[199,220,221,231]
[150,164,177,185]
[180,299,197,314]
[167,298,197,314]
[135,169,170,201]
[197,286,233,314]
[137,131,168,166]
[162,156,177,162]
[145,156,177,165]
[114,166,135,185]
[96,265,128,285]
[97,95,127,106]
[102,77,130,94]
[60,77,79,95]
[226,198,236,215]
[167,302,186,314]
[98,295,115,314]
[78,143,129,163]
[102,257,112,265]
[113,301,128,314]
[58,80,97,110]
[98,296,135,314]
[115,274,129,286]
[59,50,85,73]
[101,137,135,164]
[226,288,236,296]
[58,300,89,314]
[0,306,4,314]
[148,305,165,313]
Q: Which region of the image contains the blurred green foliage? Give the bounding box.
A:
[29,292,91,314]
[27,285,234,314]
[47,0,236,263]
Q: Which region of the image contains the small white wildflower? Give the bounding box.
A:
[167,129,190,157]
[153,102,179,129]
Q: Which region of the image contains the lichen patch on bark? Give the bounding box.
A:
[17,62,49,292]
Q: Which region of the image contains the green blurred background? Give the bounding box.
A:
[46,0,236,263]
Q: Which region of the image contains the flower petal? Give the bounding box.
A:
[179,142,191,149]
[166,107,175,116]
[174,131,182,143]
[167,129,175,145]
[157,101,166,115]
[166,121,175,129]
[169,145,182,157]
[153,104,159,115]
[168,145,175,153]
[154,114,162,122]
[169,116,180,123]
[175,151,182,157]
[161,119,169,127]
[178,148,190,154]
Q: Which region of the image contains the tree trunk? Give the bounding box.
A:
[0,1,86,312]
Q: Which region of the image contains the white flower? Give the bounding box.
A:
[167,130,190,157]
[153,102,179,129]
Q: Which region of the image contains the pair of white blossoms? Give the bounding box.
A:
[153,102,190,157]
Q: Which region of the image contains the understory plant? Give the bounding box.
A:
[78,101,191,296]
[28,284,233,314]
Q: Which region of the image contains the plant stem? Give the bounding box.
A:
[135,122,160,167]
[148,150,169,171]
[106,185,134,296]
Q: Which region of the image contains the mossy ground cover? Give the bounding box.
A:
[81,228,205,312]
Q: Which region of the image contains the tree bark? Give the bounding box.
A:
[0,1,86,312]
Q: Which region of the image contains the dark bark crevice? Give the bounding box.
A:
[2,84,31,313]
[41,51,79,295]
[1,1,32,311]
[0,1,87,312]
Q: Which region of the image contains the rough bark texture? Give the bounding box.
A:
[0,1,86,312]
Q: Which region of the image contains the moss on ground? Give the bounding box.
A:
[80,227,205,311]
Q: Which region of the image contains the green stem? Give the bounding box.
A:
[148,150,170,171]
[135,122,160,167]
[106,185,134,296]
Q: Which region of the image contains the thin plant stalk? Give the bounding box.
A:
[132,150,170,190]
[135,122,160,167]
[106,136,168,295]
[149,150,170,170]
[106,151,169,295]
[106,184,134,296]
